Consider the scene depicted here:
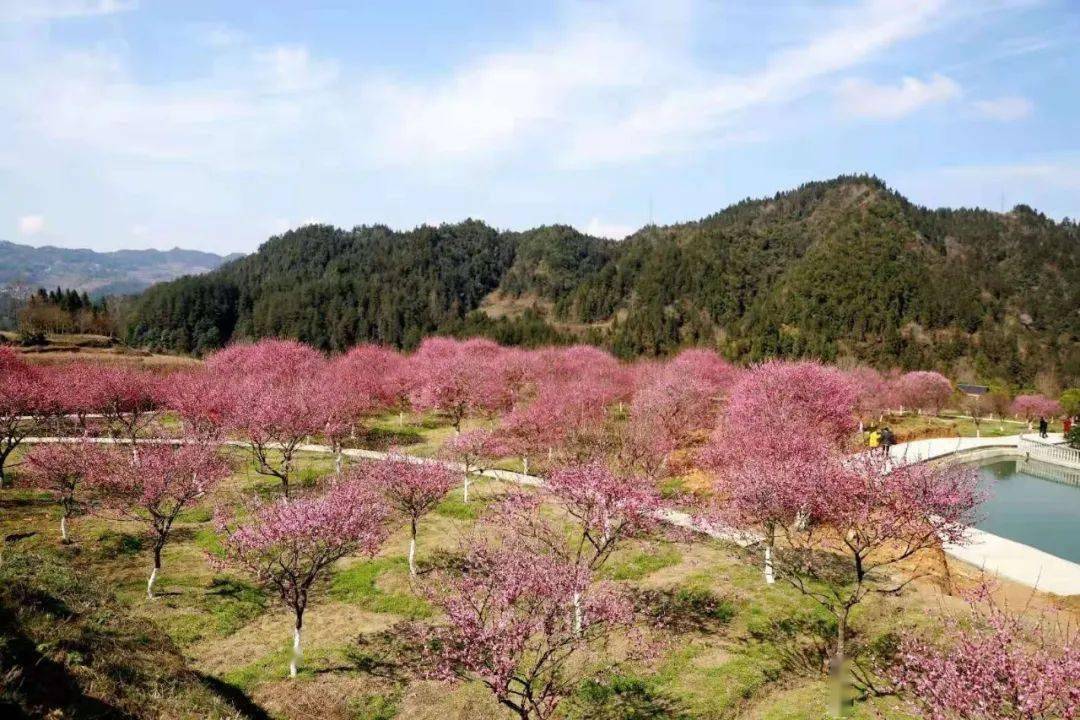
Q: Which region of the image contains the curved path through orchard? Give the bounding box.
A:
[21,431,1080,596]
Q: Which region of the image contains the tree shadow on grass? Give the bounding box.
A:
[0,602,137,720]
[196,673,272,720]
[342,623,431,684]
[564,674,694,720]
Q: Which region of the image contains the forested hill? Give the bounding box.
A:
[0,240,240,297]
[126,176,1080,388]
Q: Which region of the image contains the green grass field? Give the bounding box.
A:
[1,410,1072,719]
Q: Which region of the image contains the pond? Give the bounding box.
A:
[974,457,1080,564]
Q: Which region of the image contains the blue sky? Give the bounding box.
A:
[1,0,1077,253]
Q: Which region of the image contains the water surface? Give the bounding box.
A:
[974,458,1080,564]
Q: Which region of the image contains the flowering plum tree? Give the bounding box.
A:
[0,348,48,487]
[206,341,331,497]
[440,429,503,503]
[22,440,99,542]
[622,349,737,476]
[894,371,952,415]
[703,360,857,583]
[773,453,980,714]
[425,541,632,720]
[406,337,505,432]
[216,480,390,678]
[1010,394,1063,431]
[96,443,231,598]
[357,454,454,575]
[327,344,409,450]
[205,338,325,385]
[892,591,1079,720]
[493,462,661,632]
[847,366,888,431]
[226,373,331,497]
[165,367,238,442]
[87,366,163,453]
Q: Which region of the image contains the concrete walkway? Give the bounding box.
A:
[887,432,1080,596]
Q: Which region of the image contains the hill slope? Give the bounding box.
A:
[0,240,241,297]
[125,176,1080,387]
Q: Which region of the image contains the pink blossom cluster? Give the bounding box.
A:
[893,596,1079,720]
[425,541,632,720]
[1010,394,1064,422]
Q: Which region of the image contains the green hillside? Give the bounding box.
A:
[125,176,1080,387]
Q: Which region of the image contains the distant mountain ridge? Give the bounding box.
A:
[125,175,1080,388]
[0,240,242,297]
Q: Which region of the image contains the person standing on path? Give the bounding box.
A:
[867,428,880,452]
[1038,416,1049,439]
[881,427,895,456]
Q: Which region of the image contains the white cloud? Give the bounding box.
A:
[972,96,1033,121]
[837,73,961,120]
[582,217,636,240]
[561,0,949,163]
[18,214,45,235]
[193,22,246,48]
[0,0,136,22]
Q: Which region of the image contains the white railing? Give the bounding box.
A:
[1017,437,1080,471]
[1016,457,1080,488]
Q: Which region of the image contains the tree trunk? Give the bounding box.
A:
[463,474,470,504]
[408,519,418,576]
[335,451,343,476]
[764,524,776,584]
[522,456,529,475]
[0,446,12,489]
[398,412,404,426]
[60,514,68,543]
[572,590,583,634]
[290,615,303,678]
[828,615,850,718]
[147,546,162,599]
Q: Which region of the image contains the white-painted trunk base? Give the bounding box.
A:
[572,591,583,634]
[408,537,417,576]
[463,476,470,503]
[290,626,302,678]
[147,567,158,599]
[60,515,68,542]
[764,545,775,585]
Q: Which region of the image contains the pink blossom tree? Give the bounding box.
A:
[357,454,455,575]
[164,367,239,442]
[1010,394,1063,431]
[772,453,981,715]
[406,337,505,433]
[493,462,661,633]
[440,429,504,503]
[21,440,99,542]
[0,348,48,487]
[702,360,858,584]
[216,480,390,678]
[225,373,331,497]
[86,365,163,453]
[623,349,737,476]
[328,344,409,450]
[847,366,888,431]
[498,372,616,472]
[424,541,632,720]
[892,591,1079,720]
[205,338,326,386]
[894,371,953,416]
[95,443,231,598]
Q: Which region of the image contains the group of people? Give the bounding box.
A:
[866,426,896,456]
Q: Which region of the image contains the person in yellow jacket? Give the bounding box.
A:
[867,429,881,450]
